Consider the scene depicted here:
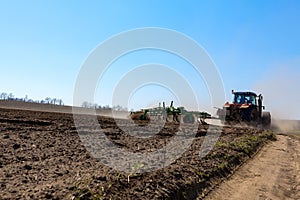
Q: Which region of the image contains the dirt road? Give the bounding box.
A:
[204,134,300,200]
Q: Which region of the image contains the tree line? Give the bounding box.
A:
[81,101,128,111]
[0,92,64,106]
[0,92,128,111]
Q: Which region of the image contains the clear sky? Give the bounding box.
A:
[1,0,299,119]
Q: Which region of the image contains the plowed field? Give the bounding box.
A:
[0,107,275,199]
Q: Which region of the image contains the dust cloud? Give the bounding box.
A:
[253,60,300,120]
[271,119,300,133]
[253,59,300,133]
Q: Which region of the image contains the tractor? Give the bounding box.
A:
[216,90,271,127]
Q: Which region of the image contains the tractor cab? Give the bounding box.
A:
[232,91,257,105]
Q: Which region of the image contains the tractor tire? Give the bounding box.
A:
[262,112,271,129]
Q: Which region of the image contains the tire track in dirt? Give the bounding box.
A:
[204,134,300,200]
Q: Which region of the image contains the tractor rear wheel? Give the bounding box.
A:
[262,112,271,129]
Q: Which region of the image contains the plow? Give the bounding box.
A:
[130,101,211,125]
[130,90,271,128]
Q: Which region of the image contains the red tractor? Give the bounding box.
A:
[217,90,271,127]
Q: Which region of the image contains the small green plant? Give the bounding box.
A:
[127,162,144,183]
[223,153,231,160]
[72,173,119,200]
[214,141,228,148]
[195,170,211,184]
[115,173,121,181]
[72,177,95,200]
[218,161,228,170]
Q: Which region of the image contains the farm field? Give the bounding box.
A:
[2,1,300,199]
[0,104,280,199]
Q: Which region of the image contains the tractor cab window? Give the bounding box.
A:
[233,94,245,104]
[244,96,251,104]
[244,95,257,105]
[233,94,257,105]
[249,95,257,105]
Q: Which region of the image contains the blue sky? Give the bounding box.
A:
[1,0,299,119]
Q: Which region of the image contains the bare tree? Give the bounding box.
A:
[88,102,93,108]
[0,92,7,100]
[8,93,14,100]
[113,105,127,111]
[24,95,28,102]
[82,101,89,108]
[45,97,51,104]
[51,98,57,105]
[58,99,63,106]
[103,105,111,110]
[0,92,65,106]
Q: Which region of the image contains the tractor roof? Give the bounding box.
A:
[233,91,257,96]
